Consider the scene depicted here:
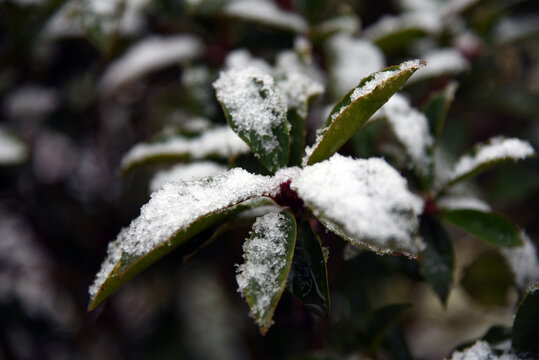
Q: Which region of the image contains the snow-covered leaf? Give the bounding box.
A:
[500,233,539,291]
[287,219,330,318]
[100,35,203,94]
[0,127,28,165]
[214,67,290,173]
[222,0,308,33]
[443,209,523,247]
[419,215,454,305]
[440,137,535,189]
[89,169,286,310]
[149,161,227,192]
[493,15,539,45]
[293,154,424,258]
[363,12,442,51]
[325,35,385,100]
[375,93,434,177]
[312,13,361,42]
[512,285,539,355]
[448,340,517,360]
[120,126,249,173]
[305,60,424,166]
[407,49,469,85]
[236,210,297,334]
[422,81,458,145]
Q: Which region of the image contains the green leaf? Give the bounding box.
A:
[214,67,290,173]
[443,209,523,247]
[369,303,412,352]
[237,210,297,335]
[287,219,330,318]
[439,137,535,190]
[461,251,513,306]
[512,285,539,355]
[422,81,458,146]
[419,215,455,305]
[120,126,249,174]
[305,60,424,166]
[88,169,279,310]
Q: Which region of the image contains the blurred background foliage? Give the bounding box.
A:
[0,0,538,359]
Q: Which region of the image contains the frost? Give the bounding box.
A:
[437,196,491,212]
[213,66,288,155]
[100,35,203,93]
[292,154,424,257]
[149,161,227,192]
[363,12,442,42]
[448,340,519,360]
[223,0,308,33]
[408,48,469,84]
[236,211,291,328]
[90,168,289,300]
[500,233,539,291]
[120,126,250,172]
[326,35,385,99]
[376,93,433,175]
[0,127,27,165]
[447,137,535,185]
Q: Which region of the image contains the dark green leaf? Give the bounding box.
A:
[214,68,290,173]
[238,210,297,335]
[512,285,539,355]
[287,219,330,318]
[305,60,423,166]
[369,303,412,352]
[461,251,513,306]
[422,81,458,146]
[288,109,307,167]
[443,209,523,247]
[419,215,455,305]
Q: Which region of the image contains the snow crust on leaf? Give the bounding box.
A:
[236,211,293,330]
[363,12,442,41]
[149,161,227,192]
[89,168,288,300]
[0,127,27,165]
[213,66,288,158]
[292,154,424,257]
[449,340,518,360]
[100,35,202,93]
[120,126,249,172]
[224,49,273,74]
[326,35,385,99]
[437,195,491,212]
[446,137,535,185]
[375,93,433,175]
[223,0,308,33]
[500,232,539,291]
[408,48,469,84]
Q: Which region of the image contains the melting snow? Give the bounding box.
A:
[100,35,202,93]
[149,161,227,192]
[500,232,539,291]
[236,211,291,328]
[213,66,288,155]
[120,126,250,172]
[408,48,469,84]
[292,154,424,257]
[223,0,308,33]
[447,137,535,185]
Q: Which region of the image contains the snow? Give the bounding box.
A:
[448,340,518,360]
[276,72,323,118]
[326,35,385,99]
[236,211,290,327]
[316,14,360,37]
[437,196,491,212]
[90,168,294,300]
[0,127,27,165]
[213,66,288,155]
[448,137,535,185]
[149,161,227,192]
[224,49,272,74]
[100,35,202,93]
[120,126,250,171]
[500,232,539,291]
[408,48,469,84]
[493,16,539,45]
[363,12,442,42]
[223,0,308,33]
[3,85,58,121]
[292,154,424,257]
